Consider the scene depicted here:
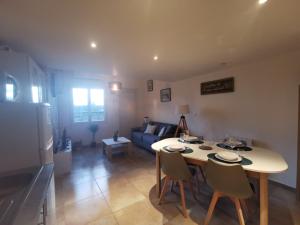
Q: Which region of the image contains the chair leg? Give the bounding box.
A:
[170,180,174,192]
[234,198,246,225]
[204,192,220,225]
[198,166,207,183]
[240,199,249,220]
[159,176,170,204]
[178,181,188,218]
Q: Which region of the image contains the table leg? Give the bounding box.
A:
[107,146,113,160]
[260,173,269,225]
[127,142,133,156]
[156,152,161,197]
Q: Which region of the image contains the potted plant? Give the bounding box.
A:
[113,130,119,142]
[88,124,99,147]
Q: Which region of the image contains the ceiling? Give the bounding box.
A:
[0,0,299,81]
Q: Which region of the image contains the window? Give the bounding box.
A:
[6,83,14,101]
[72,88,105,123]
[90,89,105,122]
[32,86,39,103]
[5,75,18,101]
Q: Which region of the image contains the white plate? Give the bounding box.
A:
[215,154,242,163]
[168,144,184,150]
[217,151,239,160]
[184,136,198,142]
[165,145,185,152]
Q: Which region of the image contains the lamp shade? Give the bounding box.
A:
[109,81,122,91]
[177,104,190,115]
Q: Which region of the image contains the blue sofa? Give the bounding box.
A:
[131,121,177,152]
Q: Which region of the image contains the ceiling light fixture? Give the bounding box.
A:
[258,0,268,5]
[153,55,158,61]
[90,42,97,48]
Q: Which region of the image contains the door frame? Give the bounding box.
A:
[297,85,300,200]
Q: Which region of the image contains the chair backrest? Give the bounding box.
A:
[205,159,253,199]
[160,150,192,181]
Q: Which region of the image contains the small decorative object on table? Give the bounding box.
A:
[113,130,119,142]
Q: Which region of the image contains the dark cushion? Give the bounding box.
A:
[164,125,176,136]
[132,131,143,141]
[149,122,176,136]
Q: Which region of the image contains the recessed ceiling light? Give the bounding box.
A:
[258,0,268,5]
[90,42,97,48]
[153,55,158,61]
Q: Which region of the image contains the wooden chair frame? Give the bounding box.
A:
[204,191,249,225]
[159,175,196,218]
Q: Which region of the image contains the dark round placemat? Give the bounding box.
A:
[182,147,193,154]
[207,153,253,166]
[163,146,193,154]
[199,145,213,150]
[178,139,204,144]
[216,143,252,151]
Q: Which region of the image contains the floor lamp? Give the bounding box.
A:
[174,105,190,137]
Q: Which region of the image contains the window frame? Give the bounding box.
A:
[72,87,105,123]
[5,74,19,102]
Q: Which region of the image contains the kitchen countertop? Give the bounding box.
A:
[0,164,54,225]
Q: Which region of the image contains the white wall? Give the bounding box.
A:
[0,50,31,102]
[0,50,46,103]
[137,50,300,188]
[55,72,141,146]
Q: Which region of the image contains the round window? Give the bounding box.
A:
[1,71,19,102]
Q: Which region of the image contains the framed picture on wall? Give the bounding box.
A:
[147,80,153,92]
[200,77,234,95]
[160,88,171,102]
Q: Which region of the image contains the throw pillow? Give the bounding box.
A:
[144,124,156,134]
[158,127,166,137]
[164,125,172,136]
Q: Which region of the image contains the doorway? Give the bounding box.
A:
[297,85,300,200]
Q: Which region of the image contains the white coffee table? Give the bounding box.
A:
[102,137,132,160]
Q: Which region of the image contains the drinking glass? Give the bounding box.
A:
[180,133,185,141]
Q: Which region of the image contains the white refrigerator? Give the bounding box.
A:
[0,102,53,173]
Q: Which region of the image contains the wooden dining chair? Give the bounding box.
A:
[158,150,195,218]
[204,159,253,225]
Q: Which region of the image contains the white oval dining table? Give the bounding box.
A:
[151,138,288,225]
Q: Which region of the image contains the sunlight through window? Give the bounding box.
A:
[32,86,39,103]
[72,88,105,123]
[6,84,14,101]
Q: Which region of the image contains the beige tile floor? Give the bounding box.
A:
[48,146,300,225]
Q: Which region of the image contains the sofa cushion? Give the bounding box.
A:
[158,127,166,137]
[132,131,143,141]
[143,134,160,145]
[164,125,176,136]
[144,124,157,134]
